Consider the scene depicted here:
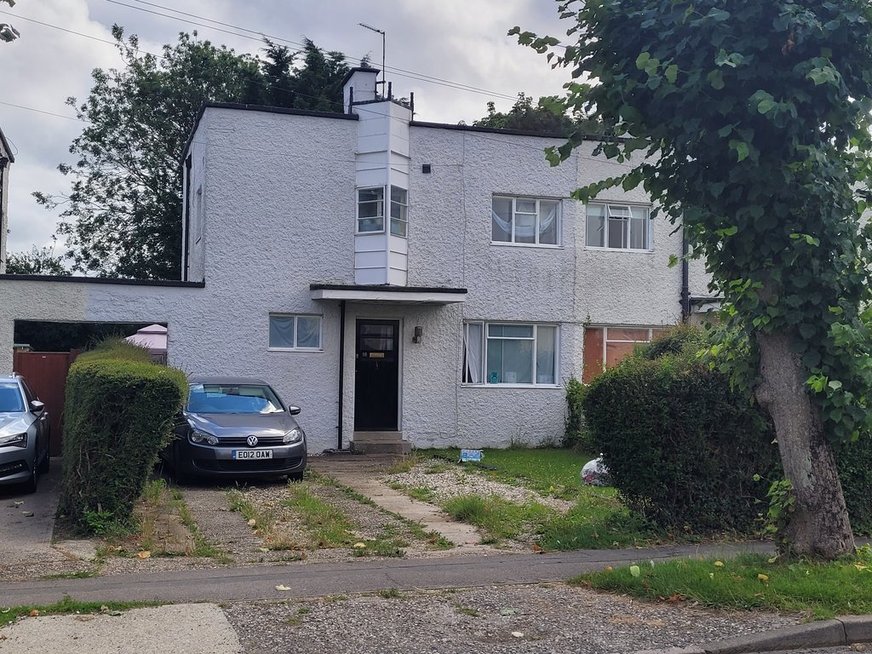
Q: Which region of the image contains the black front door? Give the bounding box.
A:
[354,320,400,431]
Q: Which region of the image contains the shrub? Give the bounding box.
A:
[57,338,187,533]
[582,332,779,533]
[564,377,592,450]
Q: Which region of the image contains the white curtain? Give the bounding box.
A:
[464,323,483,383]
[538,201,559,244]
[296,317,321,348]
[269,316,295,348]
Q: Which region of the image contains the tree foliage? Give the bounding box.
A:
[472,92,602,135]
[515,1,872,556]
[5,244,70,275]
[37,29,350,279]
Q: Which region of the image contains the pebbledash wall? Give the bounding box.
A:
[0,71,706,452]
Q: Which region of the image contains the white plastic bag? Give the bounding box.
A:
[580,457,612,487]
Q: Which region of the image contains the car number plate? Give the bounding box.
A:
[233,450,273,460]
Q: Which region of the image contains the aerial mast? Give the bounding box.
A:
[358,23,385,95]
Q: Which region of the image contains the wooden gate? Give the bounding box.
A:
[12,350,79,455]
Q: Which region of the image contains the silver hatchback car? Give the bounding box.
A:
[0,375,50,493]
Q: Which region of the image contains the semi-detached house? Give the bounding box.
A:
[0,68,712,454]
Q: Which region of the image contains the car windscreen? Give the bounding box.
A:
[0,382,25,412]
[186,384,284,414]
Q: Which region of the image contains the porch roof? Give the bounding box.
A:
[309,283,467,304]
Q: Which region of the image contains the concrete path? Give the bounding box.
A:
[0,604,241,654]
[0,541,773,607]
[310,454,486,549]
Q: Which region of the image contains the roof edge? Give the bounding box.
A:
[410,120,622,143]
[0,274,205,288]
[182,102,358,160]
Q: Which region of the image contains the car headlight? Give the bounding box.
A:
[0,432,26,448]
[189,430,219,446]
[283,428,303,444]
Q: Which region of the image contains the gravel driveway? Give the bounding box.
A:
[224,582,799,654]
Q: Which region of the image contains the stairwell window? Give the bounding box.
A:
[492,196,560,246]
[463,322,558,386]
[390,186,408,237]
[586,203,651,250]
[357,187,384,233]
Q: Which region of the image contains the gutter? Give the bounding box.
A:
[337,300,346,450]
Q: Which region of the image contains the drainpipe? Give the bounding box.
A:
[337,300,346,450]
[680,228,691,322]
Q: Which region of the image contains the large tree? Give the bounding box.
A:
[473,92,602,135]
[514,1,872,557]
[37,29,349,280]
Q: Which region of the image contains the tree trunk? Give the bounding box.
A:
[755,330,854,558]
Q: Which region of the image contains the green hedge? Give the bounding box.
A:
[835,437,872,535]
[580,325,872,535]
[57,340,187,533]
[582,331,779,533]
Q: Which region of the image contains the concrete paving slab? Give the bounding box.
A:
[0,604,241,654]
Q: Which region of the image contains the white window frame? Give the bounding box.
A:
[268,313,323,352]
[491,195,562,247]
[356,186,385,235]
[585,202,653,252]
[462,321,560,387]
[390,185,408,238]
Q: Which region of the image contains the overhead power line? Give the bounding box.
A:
[107,0,524,102]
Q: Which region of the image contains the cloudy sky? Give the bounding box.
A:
[0,0,571,256]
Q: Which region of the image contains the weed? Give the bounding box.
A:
[0,596,158,628]
[283,485,355,548]
[405,486,436,503]
[40,569,98,580]
[454,605,480,617]
[386,454,421,475]
[443,494,552,543]
[376,588,403,599]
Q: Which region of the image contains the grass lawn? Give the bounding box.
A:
[415,447,662,550]
[574,550,872,619]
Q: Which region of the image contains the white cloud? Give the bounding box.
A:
[1,0,573,254]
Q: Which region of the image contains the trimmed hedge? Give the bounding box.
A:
[57,340,187,533]
[580,325,872,535]
[835,437,872,535]
[582,331,779,533]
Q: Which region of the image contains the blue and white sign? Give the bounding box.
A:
[459,449,484,463]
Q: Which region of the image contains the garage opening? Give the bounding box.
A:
[12,320,168,454]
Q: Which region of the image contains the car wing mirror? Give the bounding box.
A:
[30,400,45,413]
[288,406,302,416]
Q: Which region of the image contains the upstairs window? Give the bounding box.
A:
[390,186,408,237]
[492,196,560,246]
[586,203,651,250]
[357,187,384,233]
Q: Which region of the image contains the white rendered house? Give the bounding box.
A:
[0,69,711,453]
